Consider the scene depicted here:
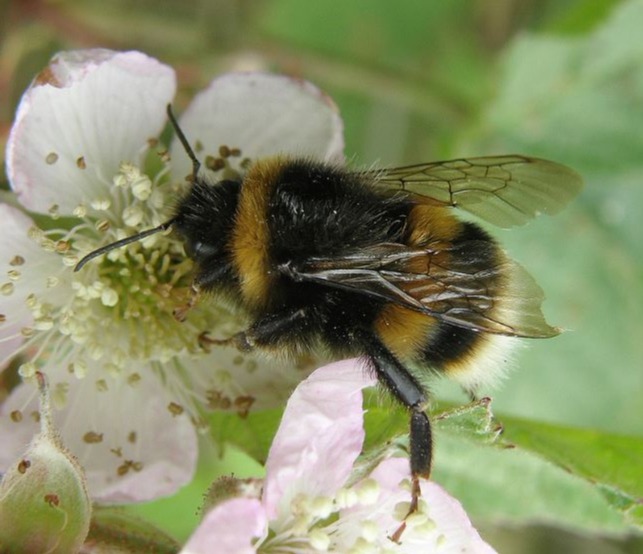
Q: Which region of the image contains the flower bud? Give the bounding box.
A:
[0,372,91,553]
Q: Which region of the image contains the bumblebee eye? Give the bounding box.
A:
[186,240,219,260]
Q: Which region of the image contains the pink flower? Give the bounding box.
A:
[0,49,343,503]
[183,360,496,554]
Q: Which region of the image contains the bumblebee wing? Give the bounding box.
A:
[282,243,558,338]
[362,155,583,228]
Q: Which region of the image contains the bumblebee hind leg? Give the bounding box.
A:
[359,332,432,542]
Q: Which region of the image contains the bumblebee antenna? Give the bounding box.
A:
[74,218,176,272]
[166,104,201,178]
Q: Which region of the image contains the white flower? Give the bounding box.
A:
[182,360,497,554]
[0,49,344,503]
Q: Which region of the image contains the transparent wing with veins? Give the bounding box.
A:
[282,242,559,338]
[361,155,583,228]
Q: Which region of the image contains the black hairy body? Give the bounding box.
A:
[174,158,492,373]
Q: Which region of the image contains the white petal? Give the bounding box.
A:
[170,72,344,179]
[0,204,60,366]
[6,49,176,214]
[0,364,197,503]
[262,359,376,519]
[181,498,266,554]
[185,343,312,412]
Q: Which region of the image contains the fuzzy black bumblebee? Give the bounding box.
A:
[76,106,583,525]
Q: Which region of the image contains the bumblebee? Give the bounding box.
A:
[77,106,582,520]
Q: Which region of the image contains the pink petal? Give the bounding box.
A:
[0,364,197,503]
[421,483,497,553]
[6,49,176,214]
[367,458,497,553]
[181,498,266,554]
[171,72,344,179]
[262,359,376,519]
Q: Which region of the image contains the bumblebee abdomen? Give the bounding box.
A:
[374,302,484,372]
[375,214,517,392]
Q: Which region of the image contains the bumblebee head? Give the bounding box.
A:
[172,178,240,266]
[74,104,240,274]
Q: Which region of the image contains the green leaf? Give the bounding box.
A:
[545,0,624,34]
[433,398,503,442]
[499,414,643,526]
[434,434,627,533]
[481,0,643,173]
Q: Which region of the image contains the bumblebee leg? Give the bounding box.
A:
[461,384,480,403]
[199,331,252,352]
[173,282,201,322]
[359,333,432,542]
[200,308,309,352]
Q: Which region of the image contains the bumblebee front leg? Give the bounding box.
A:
[199,330,253,352]
[200,307,309,352]
[359,332,432,542]
[173,282,201,322]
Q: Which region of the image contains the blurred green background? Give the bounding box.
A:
[1,1,642,552]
